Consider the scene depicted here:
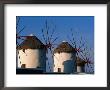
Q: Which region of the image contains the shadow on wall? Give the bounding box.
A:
[63,60,77,74]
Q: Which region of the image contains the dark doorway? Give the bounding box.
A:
[21,64,26,68]
[58,68,61,72]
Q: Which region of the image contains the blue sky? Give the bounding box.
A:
[17,16,94,72]
[17,16,94,48]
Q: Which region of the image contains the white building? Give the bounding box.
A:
[17,34,46,72]
[53,41,77,73]
[76,57,86,73]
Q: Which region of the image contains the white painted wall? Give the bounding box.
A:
[77,66,82,73]
[53,52,76,72]
[77,66,85,73]
[17,49,46,71]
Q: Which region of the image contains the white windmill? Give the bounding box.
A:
[53,41,77,73]
[17,34,47,72]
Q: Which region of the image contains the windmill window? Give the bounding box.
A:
[19,56,20,59]
[58,52,60,54]
[21,64,26,68]
[22,49,25,53]
[20,61,21,64]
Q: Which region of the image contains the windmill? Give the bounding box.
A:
[16,17,47,70]
[16,16,28,68]
[41,20,59,72]
[53,41,77,73]
[67,28,94,73]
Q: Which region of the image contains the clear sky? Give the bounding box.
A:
[17,16,94,73]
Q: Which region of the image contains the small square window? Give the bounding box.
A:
[21,64,26,68]
[22,49,25,53]
[58,68,61,72]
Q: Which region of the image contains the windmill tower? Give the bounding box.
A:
[76,57,86,73]
[17,34,47,72]
[53,41,77,73]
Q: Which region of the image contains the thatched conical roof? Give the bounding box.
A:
[76,57,86,66]
[54,41,76,53]
[17,35,45,49]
